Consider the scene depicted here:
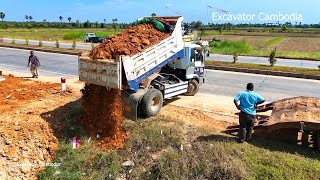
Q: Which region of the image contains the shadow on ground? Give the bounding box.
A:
[40,99,83,141]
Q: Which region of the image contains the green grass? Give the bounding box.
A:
[38,102,320,179]
[62,30,119,41]
[206,61,320,76]
[209,40,253,54]
[0,28,120,42]
[210,39,320,61]
[262,37,285,47]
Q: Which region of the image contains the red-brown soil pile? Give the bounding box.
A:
[0,76,60,113]
[80,84,126,149]
[89,23,171,60]
[0,76,61,179]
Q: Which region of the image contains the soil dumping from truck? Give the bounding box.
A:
[81,84,126,149]
[81,21,172,149]
[89,23,171,60]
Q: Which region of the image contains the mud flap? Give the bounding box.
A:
[123,92,141,121]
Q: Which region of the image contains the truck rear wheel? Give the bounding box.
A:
[185,79,199,96]
[141,89,163,117]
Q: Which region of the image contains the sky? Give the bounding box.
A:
[1,0,319,24]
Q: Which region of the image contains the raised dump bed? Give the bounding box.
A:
[79,16,185,92]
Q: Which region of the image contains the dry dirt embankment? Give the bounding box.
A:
[0,76,78,179]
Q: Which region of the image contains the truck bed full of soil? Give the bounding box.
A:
[89,23,171,60]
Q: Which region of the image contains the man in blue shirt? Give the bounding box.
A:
[234,83,265,143]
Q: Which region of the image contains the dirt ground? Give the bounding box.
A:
[0,75,243,179]
[5,74,319,178]
[0,76,79,179]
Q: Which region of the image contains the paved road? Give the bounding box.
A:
[208,54,320,69]
[1,47,320,102]
[0,47,78,77]
[2,38,319,69]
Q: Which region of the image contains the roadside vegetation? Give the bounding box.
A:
[38,104,320,179]
[0,29,120,42]
[206,61,320,76]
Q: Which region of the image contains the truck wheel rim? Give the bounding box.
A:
[188,83,195,93]
[151,96,160,112]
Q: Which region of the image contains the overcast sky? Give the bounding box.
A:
[1,0,319,24]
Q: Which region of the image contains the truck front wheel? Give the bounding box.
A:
[185,79,199,96]
[141,89,163,117]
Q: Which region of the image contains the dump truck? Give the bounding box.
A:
[79,16,207,120]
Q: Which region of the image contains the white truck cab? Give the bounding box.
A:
[84,33,97,42]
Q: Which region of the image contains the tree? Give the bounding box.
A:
[112,18,118,24]
[59,16,63,22]
[28,16,33,21]
[151,13,157,17]
[0,12,5,21]
[25,15,29,22]
[282,24,287,32]
[68,17,72,23]
[193,21,202,29]
[84,20,90,28]
[269,48,277,66]
[75,20,80,28]
[103,19,106,23]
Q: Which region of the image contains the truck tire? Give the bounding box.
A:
[141,89,163,117]
[185,79,199,96]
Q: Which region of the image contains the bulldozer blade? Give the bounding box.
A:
[122,92,140,121]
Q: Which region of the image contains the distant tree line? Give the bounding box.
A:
[0,11,319,30]
[0,20,130,29]
[0,13,130,29]
[185,21,320,30]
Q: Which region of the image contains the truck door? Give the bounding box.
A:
[194,48,205,77]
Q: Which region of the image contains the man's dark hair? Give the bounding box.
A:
[247,83,254,91]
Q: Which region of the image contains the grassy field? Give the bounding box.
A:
[0,29,120,42]
[209,37,320,60]
[207,61,320,76]
[1,28,320,60]
[37,102,320,179]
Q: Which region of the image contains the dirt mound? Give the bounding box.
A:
[80,84,126,149]
[269,97,320,124]
[89,23,171,60]
[0,76,77,179]
[0,76,60,113]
